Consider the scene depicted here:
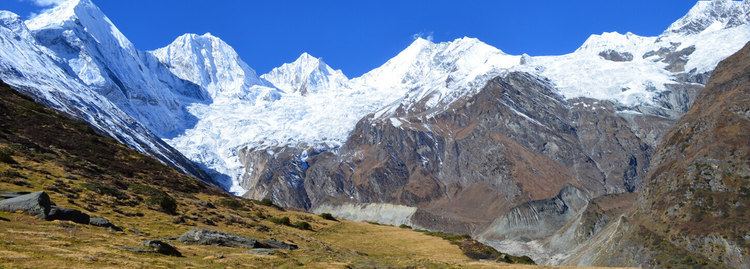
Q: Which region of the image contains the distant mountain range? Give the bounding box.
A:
[0,0,749,267]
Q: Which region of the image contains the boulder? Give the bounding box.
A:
[89,217,122,231]
[48,206,90,224]
[177,228,260,248]
[0,191,52,219]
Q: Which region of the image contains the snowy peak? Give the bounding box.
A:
[261,53,349,95]
[359,37,518,86]
[26,0,135,51]
[665,0,750,35]
[354,36,520,113]
[151,33,270,100]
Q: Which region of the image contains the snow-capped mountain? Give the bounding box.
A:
[521,0,750,118]
[26,0,207,138]
[261,53,350,95]
[665,0,749,35]
[151,33,279,101]
[0,10,209,181]
[356,37,520,117]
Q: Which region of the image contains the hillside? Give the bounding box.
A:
[0,81,537,268]
[634,41,750,267]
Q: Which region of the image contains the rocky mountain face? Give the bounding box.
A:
[482,41,750,268]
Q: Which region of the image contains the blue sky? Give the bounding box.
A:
[2,0,699,76]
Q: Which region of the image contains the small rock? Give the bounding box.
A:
[125,240,182,257]
[0,191,52,219]
[178,228,260,248]
[89,217,122,231]
[259,239,298,250]
[172,215,186,224]
[48,206,90,224]
[144,240,182,257]
[196,200,215,209]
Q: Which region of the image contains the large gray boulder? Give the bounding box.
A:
[0,191,52,219]
[178,228,260,248]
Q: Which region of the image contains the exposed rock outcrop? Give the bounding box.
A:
[0,191,52,219]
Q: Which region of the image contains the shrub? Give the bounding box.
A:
[319,213,337,221]
[399,224,412,229]
[0,148,16,164]
[269,216,291,226]
[293,221,312,230]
